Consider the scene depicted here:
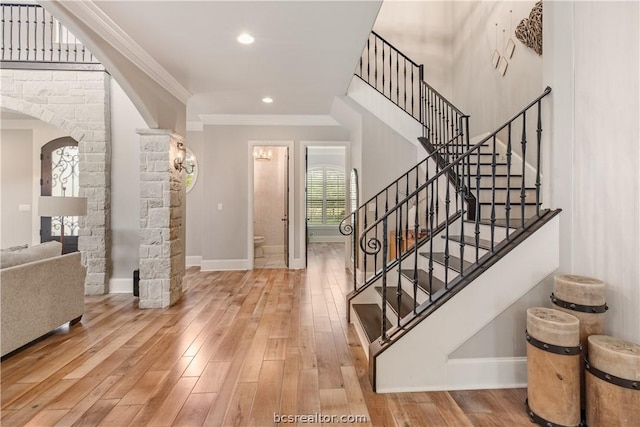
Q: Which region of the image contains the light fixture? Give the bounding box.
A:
[39,196,87,249]
[174,140,187,171]
[262,97,273,104]
[253,147,273,161]
[237,33,255,44]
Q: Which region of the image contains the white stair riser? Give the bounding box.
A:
[417,256,460,284]
[398,275,431,304]
[479,203,537,219]
[476,189,536,204]
[471,175,526,188]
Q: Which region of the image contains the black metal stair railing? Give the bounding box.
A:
[1,3,100,65]
[343,31,472,293]
[339,131,468,292]
[358,87,552,342]
[356,31,470,150]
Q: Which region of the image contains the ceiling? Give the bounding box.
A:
[93,1,382,121]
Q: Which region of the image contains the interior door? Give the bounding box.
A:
[283,147,290,268]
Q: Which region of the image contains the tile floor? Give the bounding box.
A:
[253,252,286,268]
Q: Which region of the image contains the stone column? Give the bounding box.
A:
[137,129,185,308]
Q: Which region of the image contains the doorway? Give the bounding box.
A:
[305,146,347,263]
[40,136,80,254]
[252,145,289,269]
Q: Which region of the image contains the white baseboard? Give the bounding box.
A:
[201,259,250,271]
[186,256,202,267]
[109,278,133,294]
[289,258,306,269]
[376,357,527,393]
[309,236,345,243]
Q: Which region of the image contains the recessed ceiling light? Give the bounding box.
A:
[262,97,273,104]
[237,33,255,45]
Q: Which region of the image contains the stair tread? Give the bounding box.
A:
[444,234,493,250]
[352,304,383,343]
[400,269,446,295]
[479,201,537,206]
[464,218,519,228]
[418,252,473,273]
[375,286,416,318]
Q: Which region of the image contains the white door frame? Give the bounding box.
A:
[247,140,295,269]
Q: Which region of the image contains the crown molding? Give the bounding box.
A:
[59,1,191,104]
[198,114,340,127]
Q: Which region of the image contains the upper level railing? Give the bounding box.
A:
[1,3,101,66]
[356,31,468,148]
[344,31,471,292]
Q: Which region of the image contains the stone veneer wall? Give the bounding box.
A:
[0,69,111,294]
[137,129,185,308]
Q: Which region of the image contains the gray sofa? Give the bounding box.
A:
[1,242,86,357]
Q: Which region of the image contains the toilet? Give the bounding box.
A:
[254,236,265,258]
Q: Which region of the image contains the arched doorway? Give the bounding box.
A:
[40,136,80,254]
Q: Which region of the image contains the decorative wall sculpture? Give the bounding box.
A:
[516,1,543,55]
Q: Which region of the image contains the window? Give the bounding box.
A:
[307,167,345,224]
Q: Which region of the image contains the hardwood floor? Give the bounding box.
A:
[1,243,531,426]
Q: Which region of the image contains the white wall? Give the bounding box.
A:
[570,1,640,343]
[186,129,203,265]
[0,129,32,248]
[109,78,146,292]
[451,1,543,136]
[0,119,66,247]
[374,1,453,98]
[191,125,349,268]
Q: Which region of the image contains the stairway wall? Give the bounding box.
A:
[451,1,543,137]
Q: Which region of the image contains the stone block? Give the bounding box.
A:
[148,208,170,228]
[140,228,163,246]
[141,182,163,199]
[12,70,53,81]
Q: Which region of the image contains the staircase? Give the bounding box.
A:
[341,32,560,392]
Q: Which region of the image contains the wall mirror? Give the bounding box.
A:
[185,148,198,193]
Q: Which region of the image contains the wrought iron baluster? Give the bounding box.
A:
[490,136,497,251]
[9,6,14,60]
[25,6,30,61]
[413,190,420,313]
[475,150,481,263]
[2,6,5,60]
[396,204,403,328]
[506,123,513,238]
[444,170,451,288]
[49,13,53,61]
[17,6,21,60]
[381,219,389,342]
[520,111,527,228]
[395,50,399,105]
[428,180,435,300]
[536,100,542,216]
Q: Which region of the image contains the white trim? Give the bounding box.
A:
[378,358,527,393]
[186,256,202,267]
[109,278,132,294]
[186,121,203,132]
[200,114,340,127]
[201,259,250,271]
[289,258,306,269]
[59,1,191,103]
